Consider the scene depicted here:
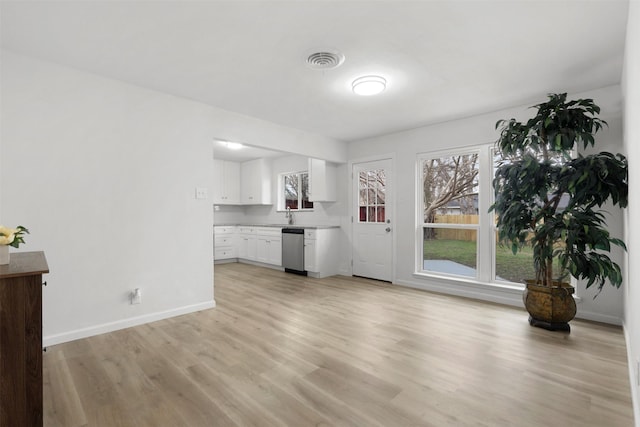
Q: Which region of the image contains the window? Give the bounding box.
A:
[417,145,572,286]
[281,171,313,210]
[492,147,569,284]
[419,152,480,278]
[358,169,386,222]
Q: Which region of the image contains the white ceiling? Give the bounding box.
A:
[0,1,630,144]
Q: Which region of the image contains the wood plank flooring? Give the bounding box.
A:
[43,263,634,426]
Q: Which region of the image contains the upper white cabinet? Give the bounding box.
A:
[241,158,272,205]
[308,158,336,202]
[213,159,241,204]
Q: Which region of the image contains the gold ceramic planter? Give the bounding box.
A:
[523,280,577,331]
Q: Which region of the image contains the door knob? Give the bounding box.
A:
[385,227,391,232]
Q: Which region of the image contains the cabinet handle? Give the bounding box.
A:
[42,281,47,286]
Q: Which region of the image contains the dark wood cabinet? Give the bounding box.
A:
[0,252,49,426]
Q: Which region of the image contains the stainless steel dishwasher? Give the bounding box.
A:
[282,228,307,275]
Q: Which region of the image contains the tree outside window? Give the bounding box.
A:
[282,172,313,210]
[418,146,568,284]
[421,153,480,278]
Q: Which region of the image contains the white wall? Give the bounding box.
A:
[0,50,346,346]
[347,84,626,324]
[622,0,640,422]
[1,50,216,345]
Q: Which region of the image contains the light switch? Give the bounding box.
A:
[195,187,208,199]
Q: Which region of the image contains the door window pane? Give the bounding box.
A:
[359,169,386,222]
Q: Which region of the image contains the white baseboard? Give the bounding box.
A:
[575,309,622,325]
[43,300,216,347]
[622,321,640,426]
[396,277,622,326]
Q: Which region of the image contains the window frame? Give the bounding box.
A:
[490,145,578,287]
[416,143,579,290]
[416,147,486,281]
[278,170,314,212]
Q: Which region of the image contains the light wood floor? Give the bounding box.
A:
[43,263,634,426]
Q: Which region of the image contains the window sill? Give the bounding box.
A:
[412,270,524,292]
[411,271,583,303]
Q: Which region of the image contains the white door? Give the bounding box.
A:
[352,159,393,281]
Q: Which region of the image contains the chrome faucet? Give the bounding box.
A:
[286,206,294,225]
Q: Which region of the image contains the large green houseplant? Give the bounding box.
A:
[491,93,628,331]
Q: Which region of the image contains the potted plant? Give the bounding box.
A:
[491,93,628,331]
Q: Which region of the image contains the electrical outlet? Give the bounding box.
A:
[131,288,141,305]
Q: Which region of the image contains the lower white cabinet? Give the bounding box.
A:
[214,226,237,260]
[304,238,317,272]
[231,226,282,267]
[256,227,282,266]
[257,235,282,266]
[238,226,257,261]
[215,225,337,274]
[304,228,339,278]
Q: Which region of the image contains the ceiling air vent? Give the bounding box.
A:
[305,50,345,70]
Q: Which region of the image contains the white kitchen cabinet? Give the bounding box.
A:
[268,237,282,266]
[213,159,241,204]
[241,158,272,205]
[308,158,336,202]
[256,227,282,266]
[214,226,237,260]
[304,237,317,272]
[304,228,339,278]
[238,226,257,260]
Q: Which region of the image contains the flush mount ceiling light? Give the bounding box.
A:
[218,140,243,150]
[352,75,387,96]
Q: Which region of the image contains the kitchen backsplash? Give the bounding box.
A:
[213,201,342,227]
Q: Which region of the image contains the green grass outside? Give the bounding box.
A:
[423,239,564,283]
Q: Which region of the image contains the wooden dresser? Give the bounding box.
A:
[0,251,49,426]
